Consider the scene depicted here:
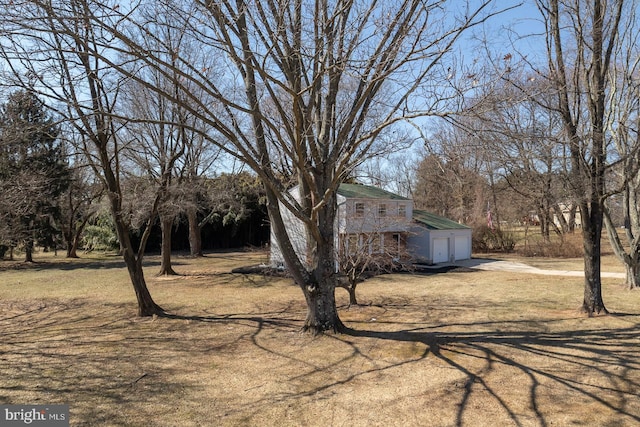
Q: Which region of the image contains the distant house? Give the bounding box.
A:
[269,183,472,267]
[553,203,582,229]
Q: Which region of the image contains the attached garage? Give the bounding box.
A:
[408,210,472,264]
[432,238,450,263]
[454,235,471,260]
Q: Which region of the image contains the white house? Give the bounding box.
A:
[269,183,472,267]
[336,183,414,261]
[553,203,582,229]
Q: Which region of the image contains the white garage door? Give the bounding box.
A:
[432,238,449,263]
[454,235,470,260]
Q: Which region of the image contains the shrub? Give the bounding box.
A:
[81,224,119,252]
[472,225,516,253]
[518,236,582,258]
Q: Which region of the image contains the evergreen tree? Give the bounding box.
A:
[0,90,70,261]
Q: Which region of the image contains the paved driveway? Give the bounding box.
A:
[455,258,625,279]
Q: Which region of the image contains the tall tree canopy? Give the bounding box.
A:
[0,90,70,261]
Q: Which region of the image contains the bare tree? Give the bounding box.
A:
[179,140,222,257]
[337,226,414,307]
[414,124,490,226]
[124,0,500,333]
[123,73,187,276]
[469,0,635,311]
[468,77,575,238]
[354,152,418,199]
[0,0,168,315]
[121,2,232,272]
[533,0,626,314]
[602,6,640,289]
[3,0,504,331]
[59,155,103,258]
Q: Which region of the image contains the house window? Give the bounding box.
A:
[398,204,406,218]
[355,202,365,217]
[391,233,401,259]
[378,203,387,217]
[371,234,383,254]
[358,234,366,251]
[348,234,359,255]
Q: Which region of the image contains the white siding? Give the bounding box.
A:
[454,235,471,260]
[340,198,413,235]
[432,238,449,263]
[269,187,309,267]
[271,184,470,268]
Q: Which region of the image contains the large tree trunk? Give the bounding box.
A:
[231,1,344,333]
[265,184,344,334]
[578,0,615,315]
[604,207,640,290]
[302,277,344,333]
[65,225,83,258]
[345,282,359,306]
[187,207,203,257]
[118,227,165,316]
[67,236,80,259]
[302,275,343,333]
[63,229,74,258]
[66,216,90,258]
[544,0,620,318]
[623,263,640,289]
[65,234,76,257]
[158,214,177,275]
[105,172,164,316]
[538,204,551,241]
[62,206,78,258]
[301,186,345,334]
[122,247,165,316]
[24,238,34,263]
[581,202,608,315]
[338,271,361,307]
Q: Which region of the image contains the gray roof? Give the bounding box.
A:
[412,209,471,230]
[338,183,410,200]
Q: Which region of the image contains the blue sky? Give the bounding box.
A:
[474,1,547,61]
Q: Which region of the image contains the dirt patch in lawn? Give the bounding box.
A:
[1,250,639,426]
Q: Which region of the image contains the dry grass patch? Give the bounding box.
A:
[1,250,639,426]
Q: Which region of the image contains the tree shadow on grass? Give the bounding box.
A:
[341,318,640,427]
[158,301,640,426]
[3,293,639,426]
[153,279,640,427]
[0,257,166,272]
[0,299,281,425]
